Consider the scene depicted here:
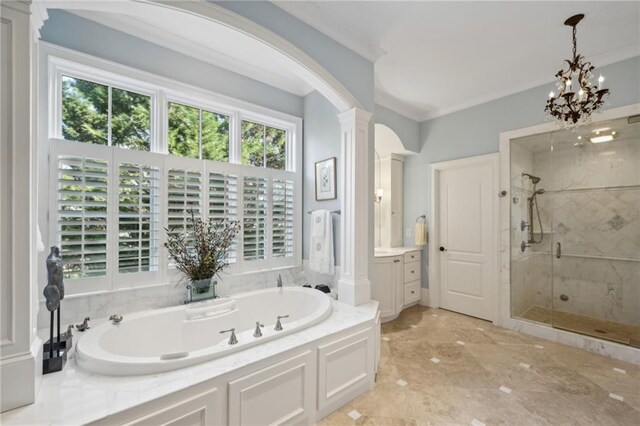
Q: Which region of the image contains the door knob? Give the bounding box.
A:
[439,247,447,252]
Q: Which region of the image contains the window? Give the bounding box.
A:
[241,120,287,170]
[168,102,229,162]
[48,50,300,295]
[62,75,151,150]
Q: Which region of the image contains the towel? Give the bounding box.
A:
[415,222,428,245]
[36,224,45,253]
[309,210,334,274]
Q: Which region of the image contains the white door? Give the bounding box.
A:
[437,156,496,321]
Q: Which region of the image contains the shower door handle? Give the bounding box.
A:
[556,242,562,259]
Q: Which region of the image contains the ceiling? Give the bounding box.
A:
[274,1,640,121]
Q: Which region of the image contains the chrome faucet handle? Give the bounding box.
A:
[220,328,238,345]
[253,321,264,338]
[75,317,90,332]
[274,315,289,331]
[109,314,123,323]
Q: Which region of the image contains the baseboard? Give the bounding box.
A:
[419,288,430,307]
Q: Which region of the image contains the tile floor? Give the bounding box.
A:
[319,306,640,425]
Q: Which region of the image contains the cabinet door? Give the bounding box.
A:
[123,388,221,426]
[371,258,395,318]
[390,159,404,247]
[228,351,315,426]
[393,257,404,312]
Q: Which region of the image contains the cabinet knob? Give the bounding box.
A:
[439,246,447,252]
[411,290,415,294]
[393,259,400,263]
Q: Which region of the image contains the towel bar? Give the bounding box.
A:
[306,209,341,214]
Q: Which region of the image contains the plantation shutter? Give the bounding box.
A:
[56,154,109,279]
[243,176,268,261]
[167,167,203,233]
[271,179,294,258]
[118,163,160,273]
[208,171,238,264]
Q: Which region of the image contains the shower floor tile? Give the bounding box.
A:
[318,306,640,426]
[520,306,640,346]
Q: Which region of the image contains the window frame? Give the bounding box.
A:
[44,44,302,297]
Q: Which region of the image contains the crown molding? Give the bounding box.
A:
[374,90,424,123]
[271,0,386,63]
[418,45,640,122]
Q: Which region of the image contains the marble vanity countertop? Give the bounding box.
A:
[1,298,378,426]
[374,246,423,258]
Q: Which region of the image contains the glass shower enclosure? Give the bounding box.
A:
[510,115,640,347]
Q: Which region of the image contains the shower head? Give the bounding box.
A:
[522,173,541,184]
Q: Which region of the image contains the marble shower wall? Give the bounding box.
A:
[529,133,640,326]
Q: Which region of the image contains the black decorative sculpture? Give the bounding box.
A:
[42,246,70,374]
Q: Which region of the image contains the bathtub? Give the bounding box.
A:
[75,287,332,376]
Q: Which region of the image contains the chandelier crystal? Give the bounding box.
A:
[545,14,609,126]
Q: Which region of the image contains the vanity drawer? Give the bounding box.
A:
[404,281,420,305]
[404,250,420,264]
[403,261,421,283]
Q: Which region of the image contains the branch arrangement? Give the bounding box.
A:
[164,210,240,281]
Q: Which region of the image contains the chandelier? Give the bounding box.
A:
[545,14,609,126]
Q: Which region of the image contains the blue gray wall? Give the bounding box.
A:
[40,10,304,117]
[302,91,342,263]
[405,55,640,288]
[374,104,421,153]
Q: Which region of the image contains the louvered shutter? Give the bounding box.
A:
[56,155,109,279]
[243,176,268,261]
[208,171,238,264]
[167,168,202,232]
[272,179,294,258]
[118,163,160,273]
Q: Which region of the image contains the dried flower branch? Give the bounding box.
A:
[164,210,240,282]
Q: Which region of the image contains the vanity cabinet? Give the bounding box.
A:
[372,249,421,322]
[371,255,403,321]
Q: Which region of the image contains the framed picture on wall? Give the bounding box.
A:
[315,157,337,201]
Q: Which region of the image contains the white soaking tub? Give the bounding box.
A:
[75,287,332,376]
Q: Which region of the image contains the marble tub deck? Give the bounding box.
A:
[320,305,640,425]
[520,306,640,347]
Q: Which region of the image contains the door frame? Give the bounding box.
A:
[428,153,500,324]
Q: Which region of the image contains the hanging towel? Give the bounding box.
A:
[415,222,428,245]
[309,210,334,275]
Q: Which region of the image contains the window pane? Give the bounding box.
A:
[112,88,151,151]
[241,120,264,167]
[62,76,108,145]
[202,111,229,162]
[168,103,200,159]
[265,126,286,170]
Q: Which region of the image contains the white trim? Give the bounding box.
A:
[428,153,500,324]
[419,288,430,307]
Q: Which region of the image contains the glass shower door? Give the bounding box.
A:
[550,117,640,347]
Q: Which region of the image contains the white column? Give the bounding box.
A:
[0,0,42,412]
[338,107,372,305]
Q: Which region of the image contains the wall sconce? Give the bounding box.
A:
[374,188,384,203]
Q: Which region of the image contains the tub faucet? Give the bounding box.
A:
[274,315,289,331]
[253,321,264,338]
[220,328,238,345]
[277,274,283,288]
[76,317,90,332]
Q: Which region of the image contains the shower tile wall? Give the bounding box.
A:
[533,135,640,326]
[510,143,547,317]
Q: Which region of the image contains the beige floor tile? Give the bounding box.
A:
[318,306,640,426]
